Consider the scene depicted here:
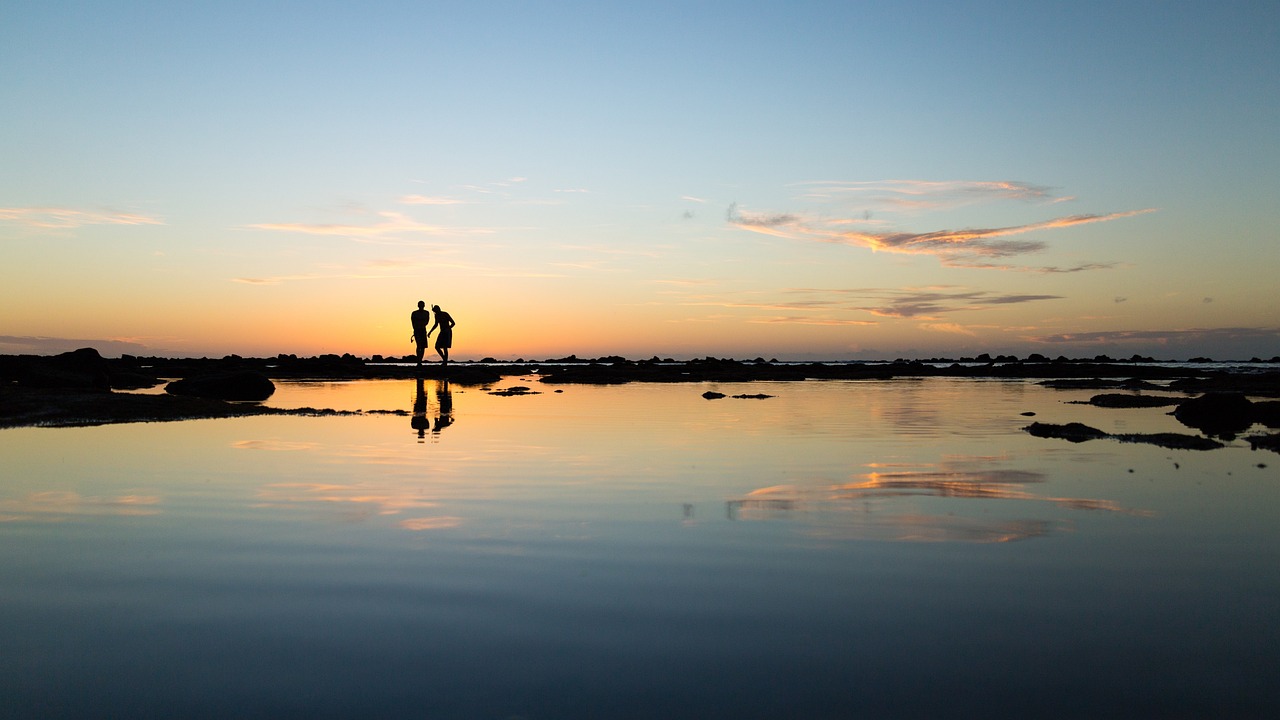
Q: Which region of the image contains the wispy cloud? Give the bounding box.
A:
[835,210,1154,262]
[0,207,163,229]
[677,286,1059,325]
[231,271,406,285]
[792,179,1058,209]
[0,335,153,356]
[812,287,1063,319]
[919,322,979,336]
[246,211,493,244]
[727,180,1153,269]
[749,316,878,326]
[1031,326,1280,346]
[398,195,469,205]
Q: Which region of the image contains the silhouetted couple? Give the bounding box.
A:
[410,301,456,367]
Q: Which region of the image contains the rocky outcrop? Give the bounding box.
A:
[1024,422,1110,443]
[0,348,112,390]
[1024,422,1224,450]
[1084,393,1183,408]
[1172,392,1255,436]
[165,371,275,401]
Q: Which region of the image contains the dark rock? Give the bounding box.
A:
[1023,422,1109,443]
[1039,378,1167,391]
[702,391,727,400]
[489,386,538,396]
[1024,422,1225,450]
[1085,393,1183,408]
[1113,433,1225,451]
[1172,392,1255,436]
[1250,401,1280,428]
[166,371,275,401]
[1247,433,1280,453]
[2,348,112,390]
[731,393,774,399]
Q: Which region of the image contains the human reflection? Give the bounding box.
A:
[412,377,430,440]
[410,378,454,442]
[434,380,453,435]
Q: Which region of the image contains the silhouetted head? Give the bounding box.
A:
[432,304,442,312]
[417,300,425,309]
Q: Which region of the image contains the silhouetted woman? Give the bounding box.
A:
[427,305,455,366]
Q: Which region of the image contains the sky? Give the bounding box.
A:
[2,0,1278,360]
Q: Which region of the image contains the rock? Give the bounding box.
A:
[1113,433,1225,451]
[1023,422,1109,443]
[1247,433,1280,453]
[1172,392,1255,436]
[4,348,112,390]
[165,371,275,401]
[489,386,538,396]
[1252,401,1280,429]
[731,393,774,399]
[702,391,726,399]
[1085,393,1183,408]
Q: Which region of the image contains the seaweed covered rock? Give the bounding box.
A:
[1172,392,1254,436]
[1085,393,1182,408]
[166,371,275,401]
[1023,422,1109,443]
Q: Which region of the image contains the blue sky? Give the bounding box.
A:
[2,1,1278,359]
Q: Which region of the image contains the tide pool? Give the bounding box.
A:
[2,378,1277,718]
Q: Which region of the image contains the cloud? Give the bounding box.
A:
[1031,326,1280,346]
[246,211,492,244]
[398,195,469,205]
[832,210,1154,262]
[231,271,406,285]
[750,316,878,326]
[0,207,163,229]
[847,288,1062,318]
[727,180,1154,269]
[677,286,1059,325]
[919,322,978,336]
[793,179,1057,209]
[400,516,463,531]
[0,335,153,356]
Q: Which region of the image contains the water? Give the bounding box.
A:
[2,378,1277,718]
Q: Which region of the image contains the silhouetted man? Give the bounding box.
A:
[410,301,431,366]
[427,304,455,366]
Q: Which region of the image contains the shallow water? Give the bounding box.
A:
[2,378,1278,718]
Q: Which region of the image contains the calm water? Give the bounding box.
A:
[2,378,1278,719]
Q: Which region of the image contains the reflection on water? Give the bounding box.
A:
[412,377,453,441]
[2,378,1278,718]
[0,490,162,522]
[726,457,1150,543]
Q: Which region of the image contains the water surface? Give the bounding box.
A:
[2,378,1277,718]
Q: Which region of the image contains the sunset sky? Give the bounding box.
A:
[3,1,1277,360]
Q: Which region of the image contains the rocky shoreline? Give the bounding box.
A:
[3,349,1279,450]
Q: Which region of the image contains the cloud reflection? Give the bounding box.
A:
[726,460,1147,543]
[0,490,162,522]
